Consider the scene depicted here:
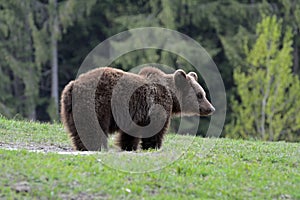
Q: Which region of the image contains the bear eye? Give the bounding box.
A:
[197,93,203,99]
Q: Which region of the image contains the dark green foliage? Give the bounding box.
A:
[1,0,300,141]
[0,0,96,121]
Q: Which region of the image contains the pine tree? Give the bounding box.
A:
[227,15,300,141]
[0,1,44,120]
[0,0,96,120]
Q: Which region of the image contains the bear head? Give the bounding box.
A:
[173,69,215,116]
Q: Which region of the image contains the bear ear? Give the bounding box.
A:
[174,69,188,89]
[188,72,198,81]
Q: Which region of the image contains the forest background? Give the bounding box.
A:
[1,0,299,141]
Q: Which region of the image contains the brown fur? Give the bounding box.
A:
[60,67,215,151]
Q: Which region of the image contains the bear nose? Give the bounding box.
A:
[206,106,215,115]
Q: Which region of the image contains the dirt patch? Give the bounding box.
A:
[11,181,31,193]
[59,192,110,200]
[0,142,73,153]
[0,142,110,155]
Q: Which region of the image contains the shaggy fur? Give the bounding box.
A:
[60,67,215,151]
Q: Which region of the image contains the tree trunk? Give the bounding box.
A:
[51,0,59,119]
[293,38,299,74]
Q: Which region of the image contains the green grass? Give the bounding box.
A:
[0,116,299,199]
[0,117,69,147]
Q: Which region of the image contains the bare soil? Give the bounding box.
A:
[0,142,73,153]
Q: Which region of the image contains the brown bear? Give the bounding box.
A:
[60,67,215,151]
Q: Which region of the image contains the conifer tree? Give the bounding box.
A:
[227,16,300,141]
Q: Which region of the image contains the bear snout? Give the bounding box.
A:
[207,105,215,115]
[200,105,215,116]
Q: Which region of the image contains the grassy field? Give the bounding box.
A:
[0,116,299,199]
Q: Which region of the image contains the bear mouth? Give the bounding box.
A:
[199,108,215,116]
[200,112,213,116]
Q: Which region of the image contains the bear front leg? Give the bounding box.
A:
[116,132,140,151]
[141,118,170,150]
[141,129,166,150]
